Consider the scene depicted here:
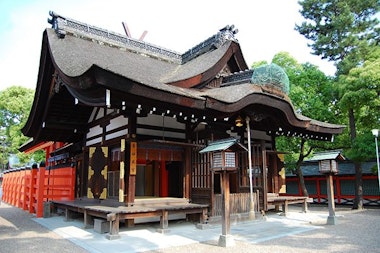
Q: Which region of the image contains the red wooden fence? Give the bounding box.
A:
[1,164,75,217]
[284,175,380,205]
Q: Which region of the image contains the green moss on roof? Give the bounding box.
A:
[251,63,290,94]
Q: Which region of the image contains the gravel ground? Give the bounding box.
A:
[1,200,379,253]
[146,206,380,253]
[0,202,88,253]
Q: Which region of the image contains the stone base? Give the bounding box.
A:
[248,210,257,220]
[196,223,212,230]
[43,202,51,218]
[327,215,337,225]
[156,228,170,234]
[94,219,110,233]
[218,234,235,247]
[106,234,121,240]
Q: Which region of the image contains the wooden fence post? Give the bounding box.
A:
[29,166,37,214]
[70,166,75,200]
[36,164,46,217]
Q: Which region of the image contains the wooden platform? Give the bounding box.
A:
[267,193,313,216]
[51,197,208,240]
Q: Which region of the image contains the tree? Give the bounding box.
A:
[251,60,268,69]
[296,0,380,209]
[0,86,39,168]
[337,47,380,205]
[296,0,379,75]
[338,47,380,132]
[273,52,343,196]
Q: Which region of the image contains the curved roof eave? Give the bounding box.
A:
[162,41,248,88]
[201,82,345,135]
[22,30,53,138]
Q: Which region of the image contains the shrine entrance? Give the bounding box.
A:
[167,161,183,198]
[135,160,183,198]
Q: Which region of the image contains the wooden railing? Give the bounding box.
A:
[285,175,380,206]
[213,192,258,217]
[1,164,75,217]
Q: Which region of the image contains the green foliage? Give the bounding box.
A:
[251,60,268,69]
[272,52,303,74]
[0,86,35,168]
[337,47,380,159]
[296,0,379,206]
[272,52,344,167]
[345,133,378,162]
[272,52,339,124]
[296,0,380,75]
[339,48,380,120]
[276,136,305,173]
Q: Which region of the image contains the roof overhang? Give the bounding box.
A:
[199,138,248,153]
[19,139,54,153]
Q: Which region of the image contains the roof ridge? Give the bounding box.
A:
[48,11,182,63]
[182,25,239,63]
[221,69,253,86]
[48,11,239,65]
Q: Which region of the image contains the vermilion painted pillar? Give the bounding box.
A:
[29,167,37,213]
[36,166,46,218]
[22,169,30,210]
[160,161,168,197]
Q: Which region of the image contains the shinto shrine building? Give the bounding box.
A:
[3,11,345,235]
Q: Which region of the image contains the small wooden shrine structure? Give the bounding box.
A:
[200,138,246,246]
[318,151,345,225]
[10,11,345,226]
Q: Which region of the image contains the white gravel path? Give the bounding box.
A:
[1,202,379,253]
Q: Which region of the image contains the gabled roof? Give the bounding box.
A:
[22,11,345,144]
[306,150,346,162]
[199,138,248,153]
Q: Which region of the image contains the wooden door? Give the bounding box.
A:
[87,146,108,199]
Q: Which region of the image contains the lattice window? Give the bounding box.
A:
[239,144,263,188]
[191,139,210,189]
[225,152,236,167]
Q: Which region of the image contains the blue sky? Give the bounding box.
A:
[0,0,336,91]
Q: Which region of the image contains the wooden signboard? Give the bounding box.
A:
[130,142,137,175]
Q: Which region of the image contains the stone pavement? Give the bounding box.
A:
[1,202,379,253]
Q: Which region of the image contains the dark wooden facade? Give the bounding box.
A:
[20,11,345,219]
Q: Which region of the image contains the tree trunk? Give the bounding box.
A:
[353,161,363,209]
[349,108,363,209]
[296,139,312,197]
[296,160,308,197]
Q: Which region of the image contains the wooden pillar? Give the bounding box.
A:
[126,141,137,206]
[326,174,337,225]
[119,139,126,203]
[221,171,230,235]
[69,166,76,200]
[29,166,37,213]
[106,213,121,240]
[126,113,137,206]
[262,149,268,211]
[22,169,29,210]
[160,160,168,197]
[183,147,192,199]
[15,170,21,207]
[157,210,169,233]
[272,155,279,193]
[184,124,192,200]
[36,165,46,218]
[218,170,234,247]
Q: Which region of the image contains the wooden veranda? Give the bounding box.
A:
[51,197,208,239]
